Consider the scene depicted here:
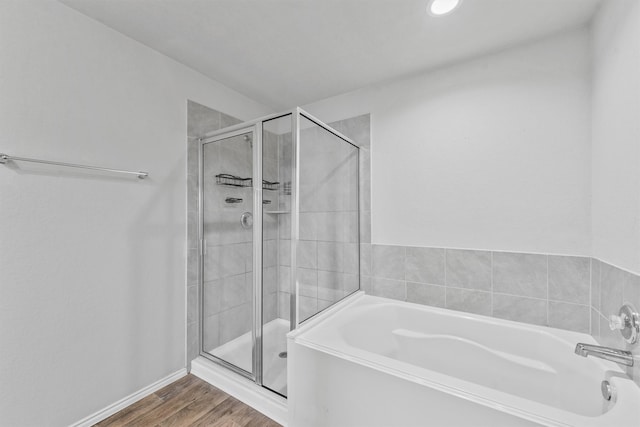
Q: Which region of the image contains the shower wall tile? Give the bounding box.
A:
[359,211,371,244]
[299,296,318,322]
[371,277,406,301]
[445,249,491,291]
[358,149,371,212]
[263,267,277,295]
[220,112,242,129]
[625,277,640,314]
[187,321,199,363]
[446,288,492,316]
[299,212,318,241]
[187,248,199,286]
[360,243,372,277]
[492,252,547,299]
[360,275,372,295]
[591,258,601,311]
[203,280,222,317]
[203,243,248,280]
[318,241,344,272]
[405,246,445,285]
[203,315,219,351]
[298,268,318,298]
[278,266,291,293]
[264,239,278,268]
[599,262,626,318]
[187,102,244,368]
[279,239,291,266]
[367,244,609,334]
[344,243,360,275]
[406,282,446,308]
[492,294,546,326]
[548,255,590,305]
[332,114,371,148]
[344,273,359,295]
[220,274,250,311]
[187,285,198,324]
[188,101,221,137]
[297,240,317,269]
[590,308,600,338]
[219,303,252,344]
[596,312,620,348]
[318,270,344,301]
[264,292,277,323]
[372,245,405,280]
[279,292,291,321]
[548,301,589,333]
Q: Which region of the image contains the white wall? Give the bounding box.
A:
[0,1,272,426]
[591,0,640,274]
[305,29,592,256]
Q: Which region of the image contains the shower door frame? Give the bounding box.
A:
[197,107,360,388]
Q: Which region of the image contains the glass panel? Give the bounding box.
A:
[202,130,255,376]
[297,115,359,323]
[262,114,292,396]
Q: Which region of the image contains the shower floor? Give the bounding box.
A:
[208,318,289,396]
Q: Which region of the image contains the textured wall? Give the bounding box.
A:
[0,1,271,425]
[304,29,592,256]
[591,0,640,274]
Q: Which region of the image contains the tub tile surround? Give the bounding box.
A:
[367,245,600,334]
[590,258,640,384]
[368,244,640,382]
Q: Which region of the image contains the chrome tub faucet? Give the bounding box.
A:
[574,343,634,367]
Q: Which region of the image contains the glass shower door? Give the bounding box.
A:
[197,108,359,395]
[201,128,256,378]
[261,114,293,396]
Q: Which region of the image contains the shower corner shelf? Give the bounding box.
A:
[215,174,279,191]
[215,174,252,188]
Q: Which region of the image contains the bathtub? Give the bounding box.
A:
[287,293,640,427]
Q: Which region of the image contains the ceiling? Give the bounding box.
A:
[58,0,601,110]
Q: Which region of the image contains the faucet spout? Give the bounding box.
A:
[575,343,634,367]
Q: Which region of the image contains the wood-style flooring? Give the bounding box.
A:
[94,374,282,427]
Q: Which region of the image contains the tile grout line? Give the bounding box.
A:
[546,255,549,327]
[444,248,448,308]
[490,251,494,316]
[589,258,593,336]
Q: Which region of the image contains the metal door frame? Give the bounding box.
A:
[196,108,359,389]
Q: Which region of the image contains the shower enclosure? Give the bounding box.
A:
[198,108,360,396]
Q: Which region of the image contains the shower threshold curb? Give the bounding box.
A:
[191,356,288,426]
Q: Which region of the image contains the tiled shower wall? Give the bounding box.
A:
[278,120,364,322]
[199,129,280,352]
[187,101,245,364]
[186,106,372,366]
[590,259,640,383]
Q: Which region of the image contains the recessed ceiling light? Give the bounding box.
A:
[428,0,462,16]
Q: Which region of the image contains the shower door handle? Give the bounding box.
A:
[240,212,253,229]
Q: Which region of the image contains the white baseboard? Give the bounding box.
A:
[70,368,187,427]
[191,356,288,426]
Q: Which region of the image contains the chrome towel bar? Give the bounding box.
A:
[0,153,149,179]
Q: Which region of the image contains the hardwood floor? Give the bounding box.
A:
[95,375,282,427]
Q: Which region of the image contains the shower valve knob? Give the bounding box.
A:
[609,315,624,331]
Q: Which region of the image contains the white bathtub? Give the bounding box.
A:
[287,293,640,427]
